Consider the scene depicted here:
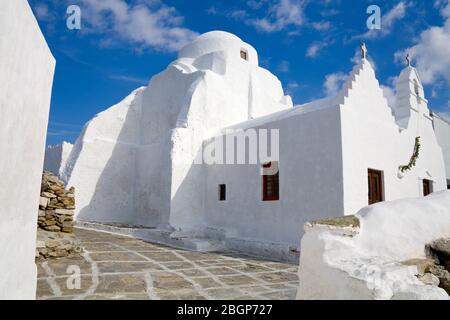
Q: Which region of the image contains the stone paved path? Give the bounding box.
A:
[37,228,299,300]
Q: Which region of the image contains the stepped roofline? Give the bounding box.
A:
[224,53,388,132]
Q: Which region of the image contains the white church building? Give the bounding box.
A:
[54,31,449,261]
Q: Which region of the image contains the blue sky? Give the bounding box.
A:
[28,0,450,145]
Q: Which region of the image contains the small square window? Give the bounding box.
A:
[240,49,248,61]
[219,184,226,201]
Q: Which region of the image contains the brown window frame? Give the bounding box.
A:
[368,169,384,205]
[262,162,279,201]
[219,184,226,201]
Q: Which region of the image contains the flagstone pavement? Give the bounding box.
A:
[36,228,299,300]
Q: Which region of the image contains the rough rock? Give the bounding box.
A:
[402,258,436,275]
[429,264,450,295]
[54,209,74,216]
[428,238,450,269]
[39,197,48,209]
[35,230,82,260]
[41,192,56,198]
[309,215,360,228]
[45,225,61,232]
[418,273,440,287]
[37,171,75,233]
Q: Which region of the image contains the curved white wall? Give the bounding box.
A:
[167,32,292,231]
[66,88,145,226]
[178,31,259,67]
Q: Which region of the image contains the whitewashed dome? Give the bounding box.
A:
[178,31,259,66]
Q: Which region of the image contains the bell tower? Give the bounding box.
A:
[394,54,429,127]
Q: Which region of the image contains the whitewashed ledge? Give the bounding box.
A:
[297,191,450,300]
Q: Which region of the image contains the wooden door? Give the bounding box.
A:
[423,179,432,196]
[368,169,383,205]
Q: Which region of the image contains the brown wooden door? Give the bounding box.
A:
[368,169,383,205]
[423,179,432,196]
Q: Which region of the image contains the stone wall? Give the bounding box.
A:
[38,172,75,233]
[36,172,81,259]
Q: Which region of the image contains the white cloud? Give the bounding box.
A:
[311,21,331,31]
[320,8,339,17]
[285,80,300,95]
[395,1,450,85]
[231,10,248,19]
[287,81,300,89]
[354,2,408,40]
[306,41,327,58]
[33,3,51,20]
[323,72,347,96]
[247,0,267,10]
[206,6,218,15]
[277,60,290,72]
[109,74,148,84]
[379,76,399,108]
[80,0,198,52]
[381,85,397,108]
[437,106,450,122]
[249,0,306,33]
[383,2,408,28]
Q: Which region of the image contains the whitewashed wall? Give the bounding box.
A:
[67,31,293,231]
[167,31,292,232]
[44,142,73,178]
[65,88,144,226]
[297,191,450,300]
[199,106,343,260]
[0,0,55,299]
[434,115,450,182]
[340,60,446,215]
[63,31,448,262]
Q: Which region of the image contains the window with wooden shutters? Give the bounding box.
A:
[262,162,279,201]
[368,169,383,205]
[423,179,432,196]
[219,184,226,201]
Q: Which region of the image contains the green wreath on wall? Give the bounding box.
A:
[399,136,421,173]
